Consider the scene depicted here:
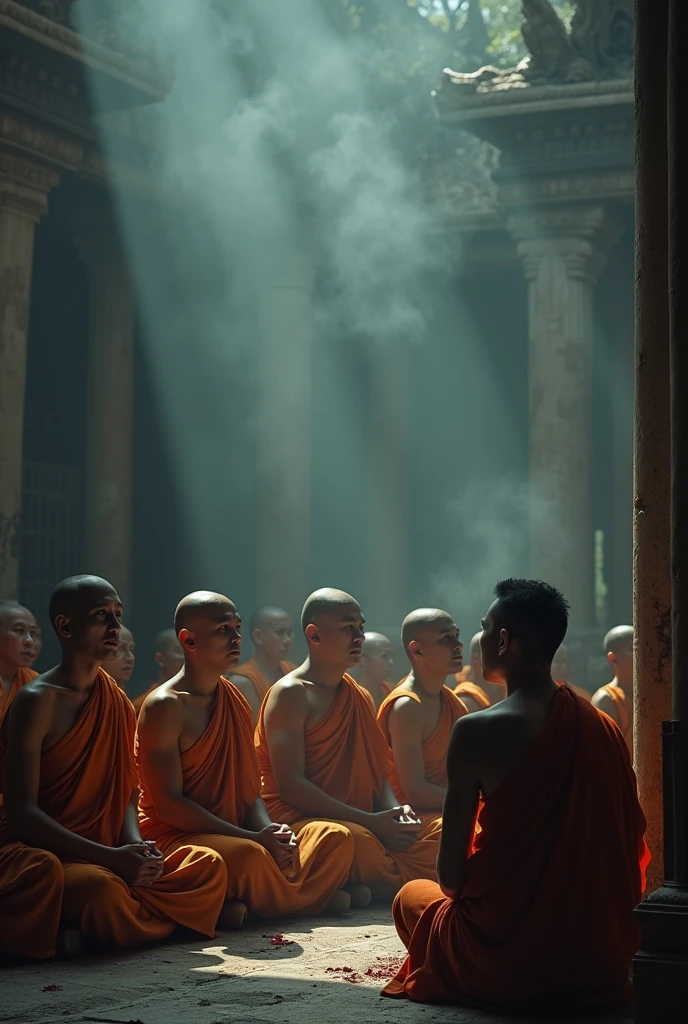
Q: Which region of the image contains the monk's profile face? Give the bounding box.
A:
[608,638,633,680]
[306,602,365,667]
[107,627,136,686]
[30,626,42,666]
[411,617,463,676]
[55,587,122,661]
[255,613,293,663]
[478,606,505,684]
[157,637,184,678]
[0,606,37,673]
[181,601,242,675]
[361,636,394,682]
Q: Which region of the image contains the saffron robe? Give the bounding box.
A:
[594,683,632,750]
[256,674,442,892]
[377,685,467,806]
[0,667,38,724]
[138,676,352,917]
[234,658,296,707]
[383,686,649,1013]
[0,670,226,958]
[453,680,491,710]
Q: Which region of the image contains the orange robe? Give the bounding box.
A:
[594,683,632,750]
[133,681,161,715]
[383,686,649,1013]
[556,679,591,703]
[138,676,352,917]
[0,667,38,724]
[0,669,226,958]
[378,685,467,806]
[453,679,491,710]
[256,674,441,893]
[234,658,296,706]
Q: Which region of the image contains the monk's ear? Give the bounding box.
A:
[606,650,616,667]
[154,651,164,668]
[408,640,421,658]
[54,614,71,639]
[305,623,319,644]
[252,629,262,647]
[179,627,195,651]
[498,629,509,655]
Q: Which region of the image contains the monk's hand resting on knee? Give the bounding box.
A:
[367,806,421,851]
[256,823,298,869]
[107,843,164,887]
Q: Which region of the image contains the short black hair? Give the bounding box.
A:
[492,578,569,662]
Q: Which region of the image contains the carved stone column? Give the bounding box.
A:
[0,154,58,598]
[367,342,410,633]
[508,207,617,629]
[75,216,134,608]
[256,245,313,617]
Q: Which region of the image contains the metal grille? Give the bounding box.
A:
[19,462,83,615]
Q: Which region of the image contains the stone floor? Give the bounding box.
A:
[1,908,633,1024]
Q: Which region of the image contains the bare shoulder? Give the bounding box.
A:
[139,680,186,727]
[386,693,421,723]
[264,672,309,718]
[449,698,538,749]
[591,687,616,714]
[9,676,57,712]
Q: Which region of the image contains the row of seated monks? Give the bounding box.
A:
[0,577,646,1014]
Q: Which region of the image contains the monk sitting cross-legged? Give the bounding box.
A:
[230,606,296,723]
[137,591,353,927]
[383,579,649,1014]
[0,576,227,960]
[378,610,467,827]
[592,625,634,754]
[0,601,39,725]
[453,631,505,712]
[257,588,444,906]
[133,629,184,715]
[357,631,395,711]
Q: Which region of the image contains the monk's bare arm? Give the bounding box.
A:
[386,698,446,812]
[137,695,257,840]
[592,690,619,725]
[264,683,371,827]
[228,675,260,722]
[437,717,481,899]
[4,686,122,869]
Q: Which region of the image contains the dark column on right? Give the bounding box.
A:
[632,2,688,1019]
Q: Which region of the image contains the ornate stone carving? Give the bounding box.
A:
[0,152,59,219]
[15,0,74,24]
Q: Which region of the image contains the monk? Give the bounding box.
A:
[106,625,136,692]
[0,575,227,959]
[453,631,506,712]
[257,588,444,904]
[230,606,296,722]
[378,610,467,820]
[0,601,39,723]
[384,579,648,1013]
[357,631,395,710]
[592,625,634,752]
[133,629,184,715]
[553,642,591,702]
[137,591,353,926]
[30,623,43,667]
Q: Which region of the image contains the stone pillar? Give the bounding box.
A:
[509,207,615,629]
[75,218,134,609]
[632,2,688,1019]
[367,342,410,632]
[0,154,58,598]
[256,245,313,617]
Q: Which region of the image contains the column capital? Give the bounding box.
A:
[0,153,59,222]
[507,205,622,286]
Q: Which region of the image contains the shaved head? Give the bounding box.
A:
[0,601,33,629]
[469,632,482,657]
[301,588,360,632]
[155,627,179,652]
[174,591,236,633]
[48,575,119,629]
[604,625,634,655]
[362,631,390,653]
[250,606,290,634]
[402,608,454,651]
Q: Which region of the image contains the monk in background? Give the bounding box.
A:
[553,642,591,702]
[137,591,353,927]
[357,631,395,710]
[0,601,39,723]
[133,629,184,715]
[231,606,295,722]
[0,576,227,959]
[106,625,136,693]
[384,579,648,1014]
[592,626,634,752]
[453,631,505,712]
[30,623,43,668]
[378,610,466,827]
[257,588,443,905]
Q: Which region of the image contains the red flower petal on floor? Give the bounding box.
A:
[41,985,62,992]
